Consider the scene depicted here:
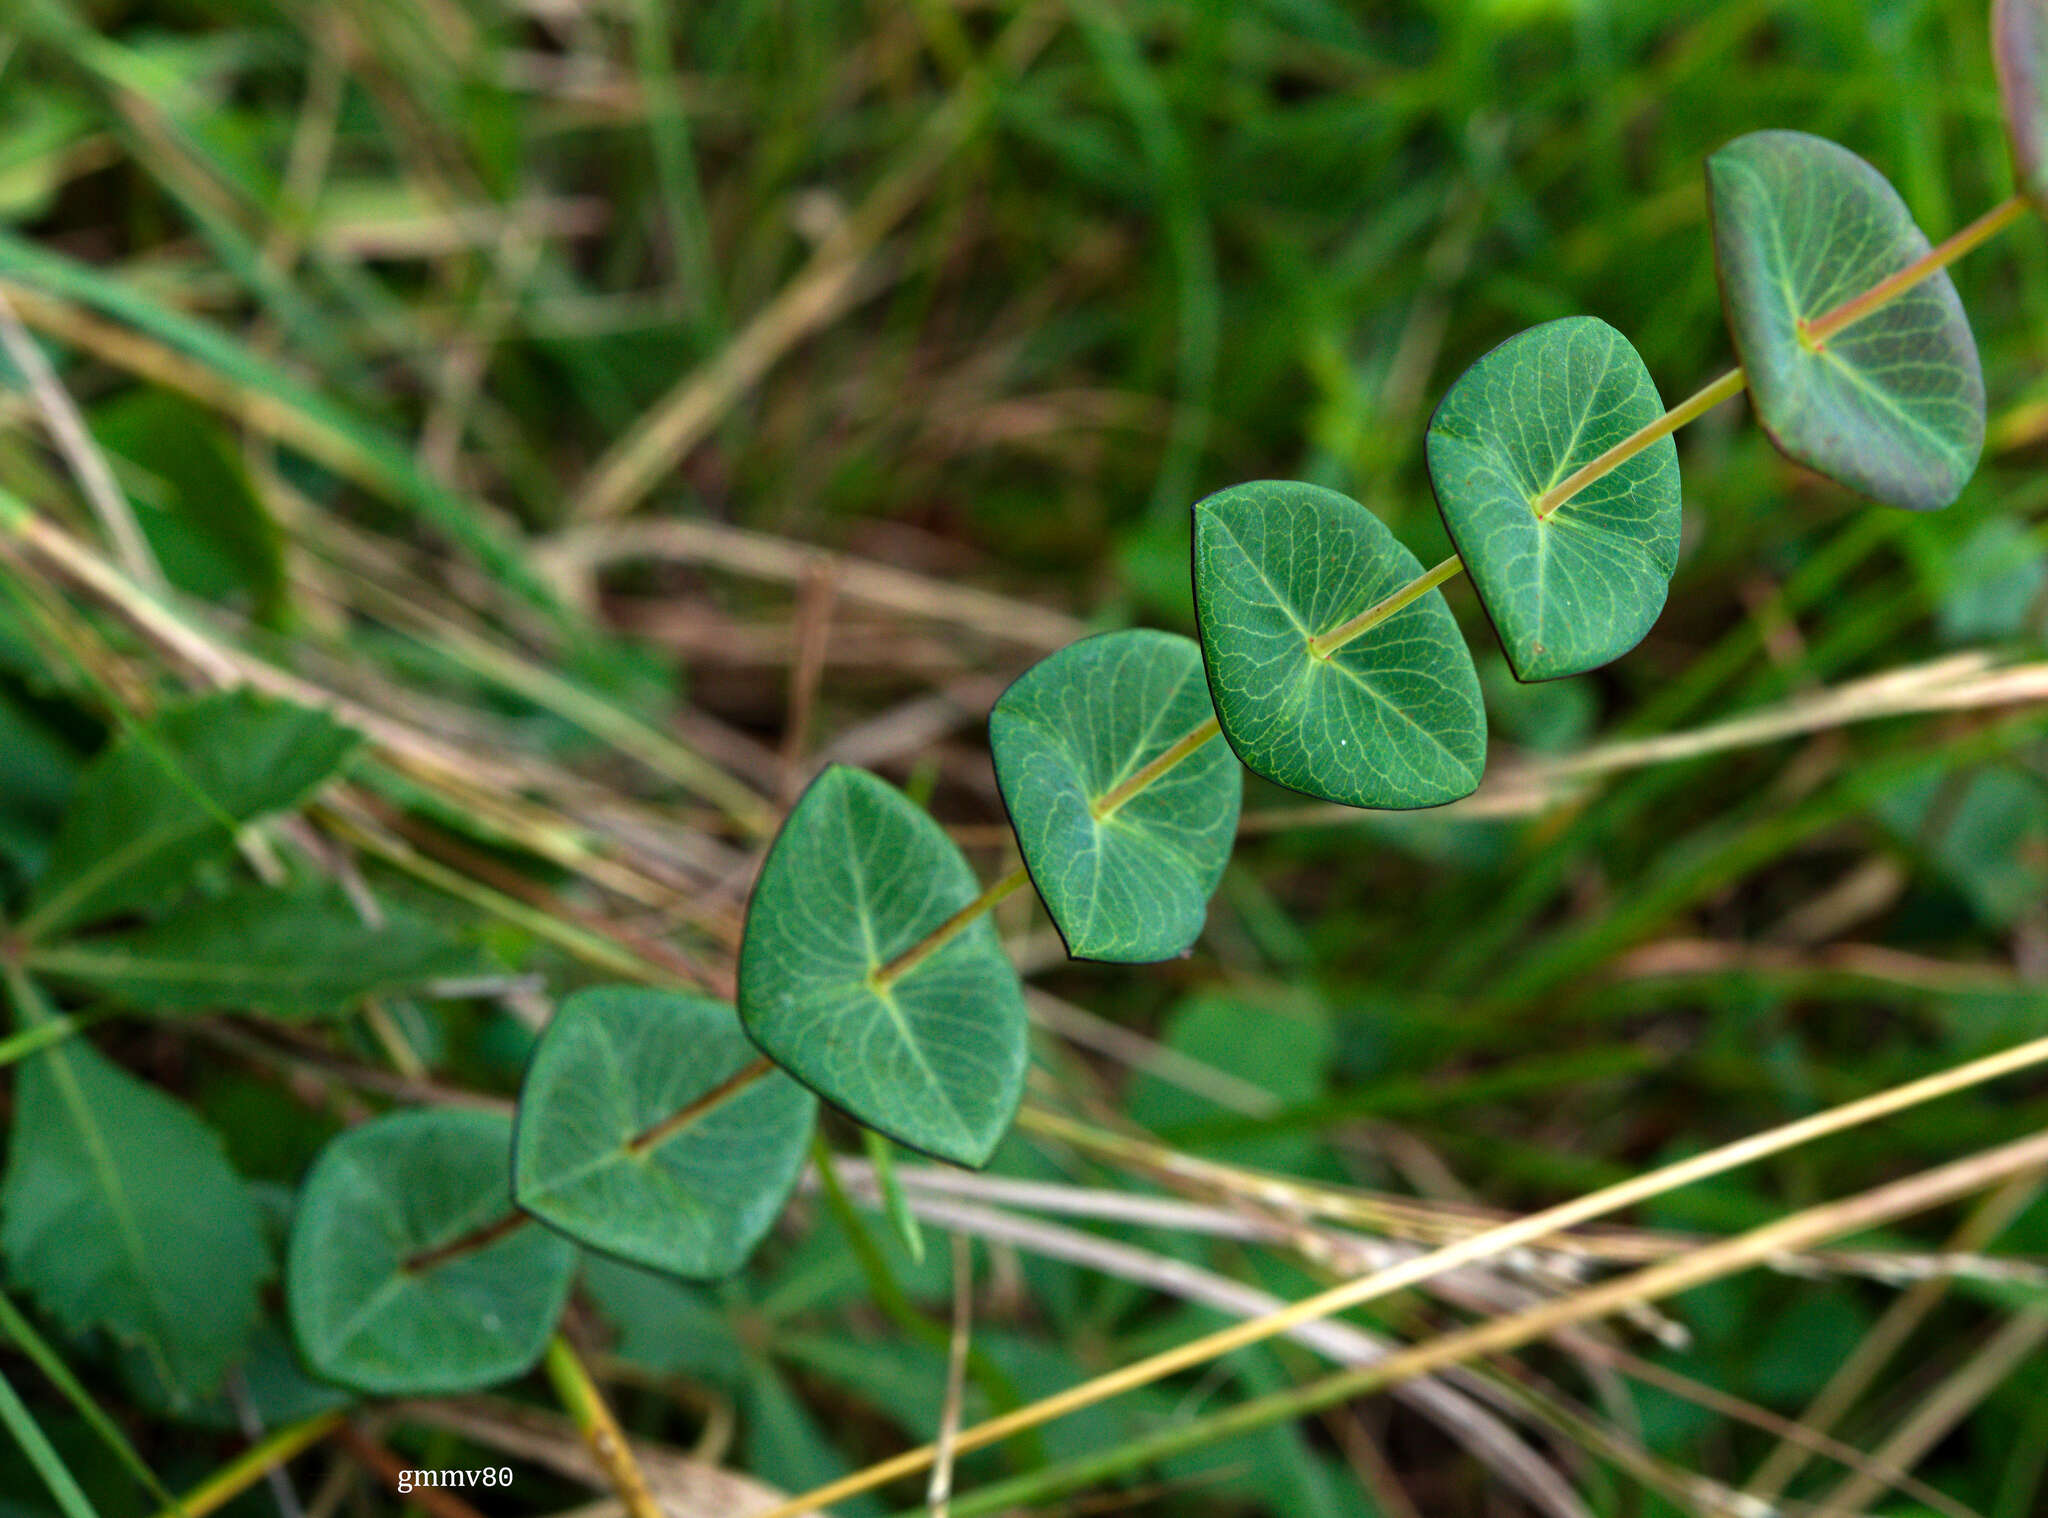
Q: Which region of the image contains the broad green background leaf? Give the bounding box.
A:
[90,389,287,618]
[581,1256,743,1384]
[1921,517,2047,642]
[286,1108,575,1395]
[1191,481,1486,809]
[1426,316,1681,681]
[27,883,480,1016]
[123,1319,351,1433]
[1997,0,2048,209]
[24,691,360,938]
[1707,130,1983,511]
[514,987,816,1278]
[1,1028,268,1408]
[0,686,79,888]
[1478,655,1596,753]
[738,765,1028,1167]
[1876,765,2048,927]
[989,630,1241,962]
[1126,990,1333,1175]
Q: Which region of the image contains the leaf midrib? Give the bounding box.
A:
[37,1040,179,1391]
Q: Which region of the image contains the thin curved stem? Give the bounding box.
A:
[625,1055,774,1153]
[543,1335,664,1518]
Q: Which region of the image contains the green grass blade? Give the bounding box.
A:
[0,1361,101,1518]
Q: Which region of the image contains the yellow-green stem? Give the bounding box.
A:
[870,864,1028,991]
[1531,365,1749,520]
[543,1335,663,1518]
[1306,553,1466,661]
[1802,193,2028,349]
[874,715,1227,991]
[865,178,2014,976]
[1308,191,2026,664]
[626,1055,774,1153]
[146,1412,343,1518]
[1090,716,1221,820]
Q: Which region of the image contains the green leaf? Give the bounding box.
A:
[0,685,79,887]
[737,765,1028,1167]
[89,389,288,619]
[286,1108,575,1395]
[1926,517,2047,642]
[24,691,360,939]
[1,1025,268,1407]
[988,630,1240,962]
[1126,990,1333,1175]
[512,988,816,1278]
[27,883,480,1016]
[1190,480,1486,809]
[1876,765,2048,927]
[1426,317,1681,681]
[1997,0,2048,210]
[123,1319,351,1433]
[580,1255,743,1383]
[1707,130,1983,511]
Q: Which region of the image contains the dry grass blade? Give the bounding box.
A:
[750,1034,2048,1517]
[1244,651,2048,830]
[539,517,1086,651]
[831,1173,1592,1518]
[1566,1340,1980,1518]
[396,1398,821,1518]
[927,1234,975,1518]
[1809,1312,2048,1518]
[1745,1167,2047,1500]
[561,9,1060,525]
[941,1125,2048,1518]
[0,286,164,590]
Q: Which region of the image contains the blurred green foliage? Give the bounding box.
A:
[0,0,2045,1514]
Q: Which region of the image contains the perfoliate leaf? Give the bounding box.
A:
[1996,0,2048,210]
[737,766,1028,1167]
[989,630,1240,962]
[25,692,360,939]
[1707,130,1984,510]
[513,988,816,1278]
[1191,481,1486,809]
[1,1032,267,1408]
[1426,317,1681,682]
[27,884,480,1016]
[286,1108,575,1395]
